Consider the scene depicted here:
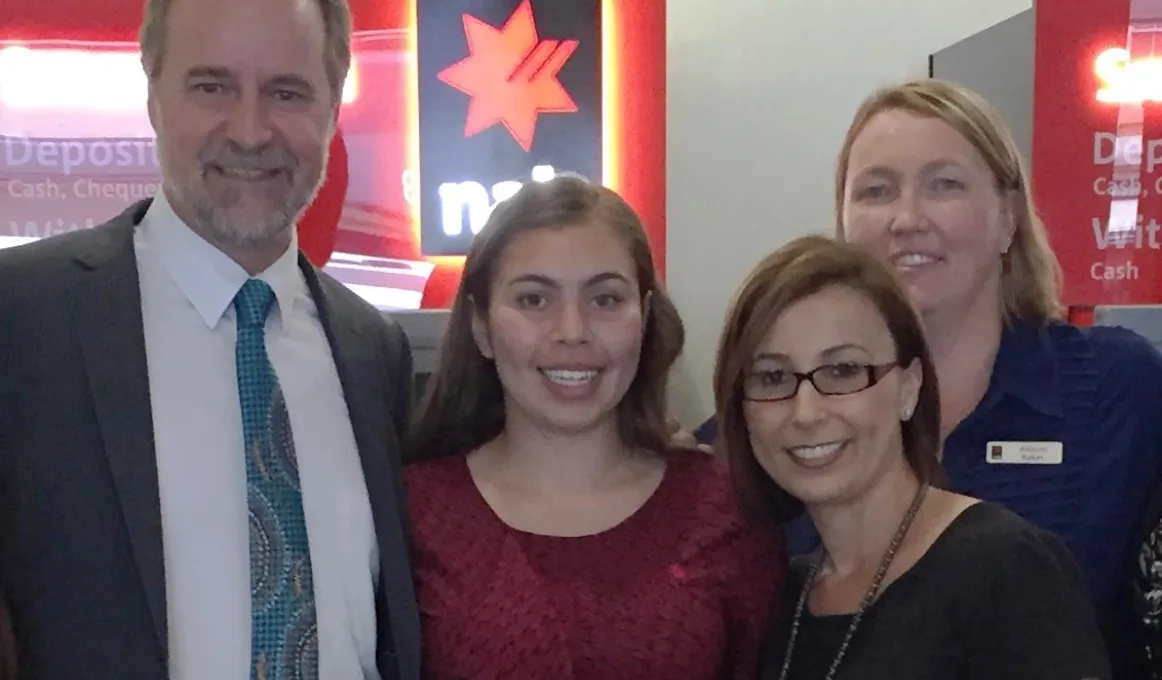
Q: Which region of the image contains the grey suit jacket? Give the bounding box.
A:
[0,199,420,680]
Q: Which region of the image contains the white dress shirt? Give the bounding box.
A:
[136,192,381,680]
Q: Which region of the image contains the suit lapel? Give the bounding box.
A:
[73,202,168,653]
[301,260,420,680]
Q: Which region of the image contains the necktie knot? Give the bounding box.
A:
[234,279,276,330]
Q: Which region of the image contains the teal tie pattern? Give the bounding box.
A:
[234,279,318,680]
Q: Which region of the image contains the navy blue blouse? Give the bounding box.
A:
[700,321,1162,676]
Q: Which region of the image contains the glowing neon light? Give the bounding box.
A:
[406,0,621,267]
[0,46,357,110]
[1095,47,1162,104]
[438,164,556,236]
[601,0,618,188]
[435,0,579,152]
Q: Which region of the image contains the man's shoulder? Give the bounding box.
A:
[0,204,143,280]
[0,225,104,272]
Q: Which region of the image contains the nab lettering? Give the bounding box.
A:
[439,165,556,236]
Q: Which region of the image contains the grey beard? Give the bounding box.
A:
[189,193,300,249]
[168,163,325,250]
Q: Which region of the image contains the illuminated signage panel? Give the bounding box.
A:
[415,0,602,256]
[1033,0,1162,306]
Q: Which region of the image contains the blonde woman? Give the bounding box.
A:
[827,79,1162,677]
[692,78,1162,677]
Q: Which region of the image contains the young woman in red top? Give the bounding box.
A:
[404,175,783,679]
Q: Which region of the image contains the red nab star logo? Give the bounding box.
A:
[436,0,579,152]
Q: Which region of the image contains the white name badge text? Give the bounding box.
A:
[985,441,1064,465]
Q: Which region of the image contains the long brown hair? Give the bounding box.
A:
[406,175,685,463]
[835,79,1064,325]
[713,235,945,523]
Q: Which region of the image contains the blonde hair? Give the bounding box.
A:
[835,79,1064,325]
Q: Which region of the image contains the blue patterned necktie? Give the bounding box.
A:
[234,279,318,680]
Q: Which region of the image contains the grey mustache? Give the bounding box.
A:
[202,143,296,172]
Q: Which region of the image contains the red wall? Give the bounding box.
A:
[0,0,667,309]
[1033,0,1162,318]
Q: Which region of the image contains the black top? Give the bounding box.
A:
[759,502,1111,680]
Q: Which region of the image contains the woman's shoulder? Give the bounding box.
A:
[1020,321,1162,423]
[658,448,735,511]
[929,502,1080,583]
[787,504,1068,585]
[645,449,733,527]
[402,455,476,519]
[650,451,784,600]
[403,454,465,484]
[656,449,783,553]
[939,501,1059,546]
[1042,320,1162,376]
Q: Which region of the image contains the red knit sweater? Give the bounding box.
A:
[405,451,783,679]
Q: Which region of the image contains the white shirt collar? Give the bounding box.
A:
[139,189,304,331]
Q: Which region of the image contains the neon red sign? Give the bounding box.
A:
[436,0,578,152]
[1095,47,1162,104]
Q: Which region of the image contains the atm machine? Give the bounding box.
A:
[929,4,1162,349]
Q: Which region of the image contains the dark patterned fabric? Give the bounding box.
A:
[235,279,317,680]
[1136,519,1162,678]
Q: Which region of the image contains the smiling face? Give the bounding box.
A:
[743,285,921,507]
[147,0,337,253]
[840,108,1015,318]
[472,223,646,436]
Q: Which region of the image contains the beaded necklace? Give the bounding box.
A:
[776,484,929,680]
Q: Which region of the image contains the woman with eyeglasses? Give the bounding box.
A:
[713,235,1110,679]
[689,79,1162,676]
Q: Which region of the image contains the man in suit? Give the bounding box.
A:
[0,0,420,677]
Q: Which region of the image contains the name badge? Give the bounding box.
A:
[986,441,1064,465]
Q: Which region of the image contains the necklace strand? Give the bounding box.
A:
[776,484,929,680]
